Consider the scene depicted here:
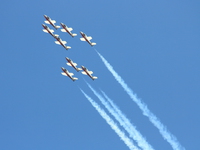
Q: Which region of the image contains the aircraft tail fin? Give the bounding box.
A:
[91,42,96,46]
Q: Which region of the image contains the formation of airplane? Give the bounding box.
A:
[65,57,82,72]
[54,36,71,50]
[80,31,96,46]
[42,24,58,38]
[44,15,60,29]
[42,15,98,81]
[60,23,77,37]
[81,66,98,80]
[61,67,78,81]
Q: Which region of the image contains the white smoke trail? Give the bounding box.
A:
[80,89,140,150]
[95,50,185,150]
[86,82,154,150]
[101,90,155,150]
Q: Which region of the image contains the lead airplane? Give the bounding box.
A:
[80,31,96,46]
[44,15,60,29]
[60,23,77,37]
[81,66,98,80]
[42,24,58,38]
[65,57,82,72]
[54,36,71,50]
[61,67,78,81]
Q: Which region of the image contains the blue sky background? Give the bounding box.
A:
[1,0,200,150]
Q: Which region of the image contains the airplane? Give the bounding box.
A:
[81,66,98,80]
[80,31,96,46]
[54,36,71,50]
[60,23,77,37]
[42,24,58,38]
[44,15,60,29]
[65,57,82,72]
[61,67,78,81]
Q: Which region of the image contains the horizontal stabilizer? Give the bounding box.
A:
[44,20,50,24]
[66,63,72,66]
[55,25,60,29]
[54,34,59,38]
[72,77,78,81]
[55,41,60,45]
[61,29,66,32]
[77,68,82,71]
[82,71,87,75]
[80,38,86,41]
[72,33,77,37]
[87,36,92,40]
[65,46,71,49]
[43,29,48,33]
[61,72,67,76]
[91,42,96,46]
[92,76,98,80]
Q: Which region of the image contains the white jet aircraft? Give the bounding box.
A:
[80,31,96,46]
[61,67,78,81]
[55,36,71,50]
[65,57,82,72]
[44,15,60,29]
[81,66,98,80]
[60,23,77,37]
[42,24,58,38]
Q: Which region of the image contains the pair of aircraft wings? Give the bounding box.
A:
[61,57,98,81]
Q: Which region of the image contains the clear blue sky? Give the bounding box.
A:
[1,0,200,150]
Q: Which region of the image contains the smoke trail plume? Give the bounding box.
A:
[95,50,185,150]
[86,82,154,150]
[80,89,140,150]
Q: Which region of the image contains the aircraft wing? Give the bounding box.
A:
[87,36,92,40]
[81,71,87,75]
[51,20,56,24]
[80,38,86,41]
[49,29,54,33]
[61,29,66,32]
[55,41,60,45]
[88,71,93,74]
[66,62,72,66]
[61,40,67,45]
[68,72,74,76]
[44,20,50,24]
[67,27,73,32]
[61,72,67,76]
[43,29,48,33]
